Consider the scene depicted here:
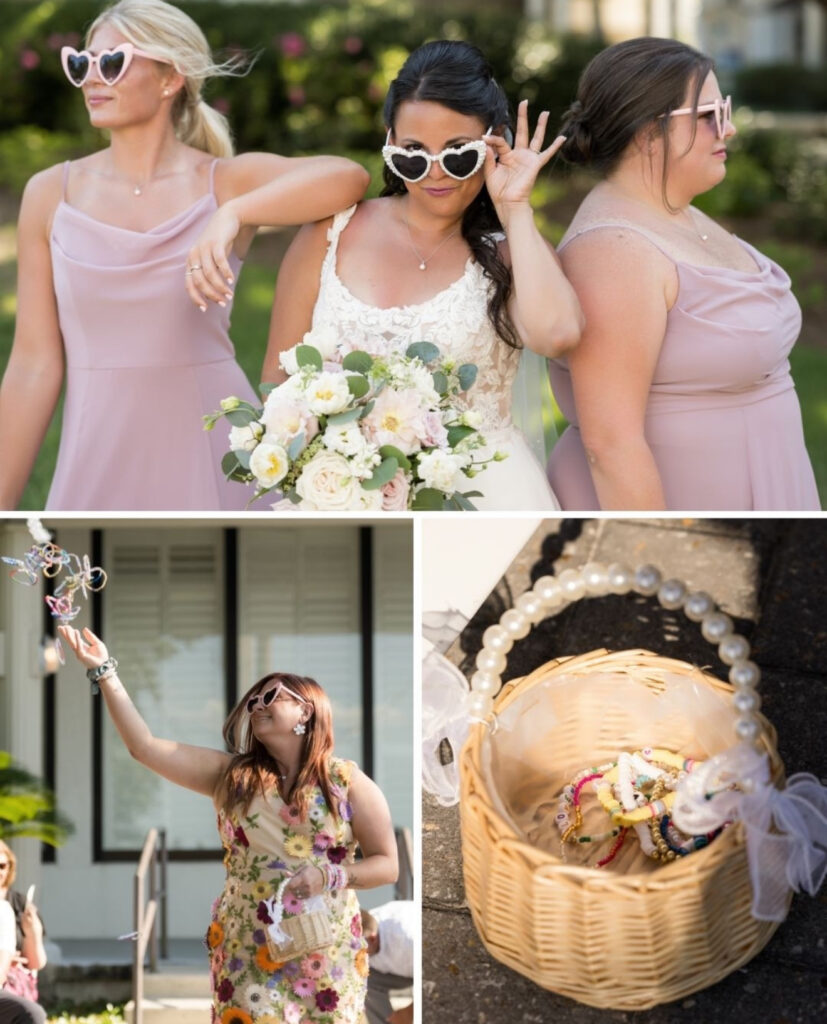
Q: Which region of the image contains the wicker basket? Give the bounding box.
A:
[459,648,786,1010]
[265,909,334,961]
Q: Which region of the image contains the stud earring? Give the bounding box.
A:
[293,722,306,735]
[163,88,170,97]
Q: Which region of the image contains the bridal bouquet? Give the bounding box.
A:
[205,334,502,511]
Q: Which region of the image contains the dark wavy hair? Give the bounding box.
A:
[558,37,714,204]
[381,40,521,350]
[214,672,338,821]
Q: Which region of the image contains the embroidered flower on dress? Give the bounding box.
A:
[216,978,235,1003]
[312,832,334,852]
[327,845,347,864]
[256,901,273,924]
[284,1002,303,1024]
[314,987,339,1012]
[300,953,327,979]
[255,945,285,972]
[243,984,273,1013]
[207,922,225,949]
[284,834,313,858]
[220,1010,252,1024]
[252,929,266,946]
[292,976,316,997]
[279,804,303,825]
[228,957,244,974]
[282,890,305,914]
[350,914,361,938]
[234,825,250,848]
[355,949,369,978]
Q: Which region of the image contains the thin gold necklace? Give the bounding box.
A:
[403,207,462,271]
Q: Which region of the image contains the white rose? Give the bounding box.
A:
[305,372,352,416]
[279,345,300,377]
[248,442,290,489]
[417,449,467,493]
[302,324,340,361]
[295,451,364,510]
[461,409,483,430]
[361,387,427,455]
[228,422,263,452]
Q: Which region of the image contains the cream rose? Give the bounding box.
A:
[260,400,318,449]
[249,442,290,489]
[361,387,426,455]
[301,324,340,361]
[295,451,364,510]
[305,372,352,416]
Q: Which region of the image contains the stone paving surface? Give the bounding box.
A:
[422,517,827,1024]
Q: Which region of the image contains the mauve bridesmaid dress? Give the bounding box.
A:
[46,160,258,511]
[547,223,820,511]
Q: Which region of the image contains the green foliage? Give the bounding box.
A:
[735,63,827,112]
[47,1004,125,1024]
[0,751,74,845]
[694,150,775,218]
[0,125,85,194]
[0,0,602,190]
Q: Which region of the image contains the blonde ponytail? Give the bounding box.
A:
[176,94,234,158]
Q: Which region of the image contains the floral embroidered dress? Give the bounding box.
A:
[207,758,368,1024]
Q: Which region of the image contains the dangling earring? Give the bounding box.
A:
[293,721,306,735]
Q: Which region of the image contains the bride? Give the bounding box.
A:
[261,40,583,511]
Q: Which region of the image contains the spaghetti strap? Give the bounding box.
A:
[321,204,358,273]
[560,220,677,262]
[208,158,219,196]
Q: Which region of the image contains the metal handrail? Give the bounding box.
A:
[132,828,168,1024]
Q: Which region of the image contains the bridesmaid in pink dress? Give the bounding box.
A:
[0,0,368,511]
[547,37,820,511]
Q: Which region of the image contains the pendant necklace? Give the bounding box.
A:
[403,207,461,270]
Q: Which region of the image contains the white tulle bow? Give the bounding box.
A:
[422,647,472,807]
[673,743,827,921]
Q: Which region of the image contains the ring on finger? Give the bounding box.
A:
[186,264,202,275]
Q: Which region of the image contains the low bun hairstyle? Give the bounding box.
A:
[87,0,251,158]
[558,37,714,184]
[381,40,521,350]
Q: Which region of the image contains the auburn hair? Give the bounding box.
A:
[214,672,338,821]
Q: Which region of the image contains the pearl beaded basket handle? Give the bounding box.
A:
[468,561,763,746]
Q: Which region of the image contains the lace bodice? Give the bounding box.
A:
[311,205,519,431]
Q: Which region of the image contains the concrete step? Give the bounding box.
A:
[125,997,212,1024]
[143,971,210,999]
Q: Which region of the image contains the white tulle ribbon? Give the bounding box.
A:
[422,647,473,807]
[673,743,827,921]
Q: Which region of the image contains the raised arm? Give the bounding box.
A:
[483,101,583,357]
[560,228,673,509]
[0,167,66,509]
[58,625,230,797]
[19,901,47,971]
[186,152,368,310]
[260,217,332,389]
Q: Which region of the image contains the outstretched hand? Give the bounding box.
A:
[483,99,565,215]
[58,624,109,671]
[184,205,239,311]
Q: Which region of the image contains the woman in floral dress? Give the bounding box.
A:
[59,626,399,1024]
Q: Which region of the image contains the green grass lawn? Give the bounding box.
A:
[1,222,826,511]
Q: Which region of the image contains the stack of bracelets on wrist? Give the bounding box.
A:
[321,863,347,891]
[86,657,118,695]
[555,746,727,867]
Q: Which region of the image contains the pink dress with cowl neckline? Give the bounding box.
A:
[47,159,259,511]
[547,223,820,511]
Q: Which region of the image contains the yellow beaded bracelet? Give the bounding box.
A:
[596,764,677,826]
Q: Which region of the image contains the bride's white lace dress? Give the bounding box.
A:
[311,206,560,511]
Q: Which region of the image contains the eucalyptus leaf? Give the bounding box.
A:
[361,457,399,490]
[288,433,306,460]
[447,424,475,447]
[221,451,241,477]
[342,351,374,374]
[347,375,370,399]
[225,407,259,427]
[327,406,363,426]
[357,399,376,419]
[287,488,302,504]
[411,487,444,511]
[457,363,478,391]
[296,344,323,370]
[259,381,277,396]
[406,341,440,364]
[450,491,479,511]
[378,445,412,471]
[235,448,252,470]
[432,370,448,395]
